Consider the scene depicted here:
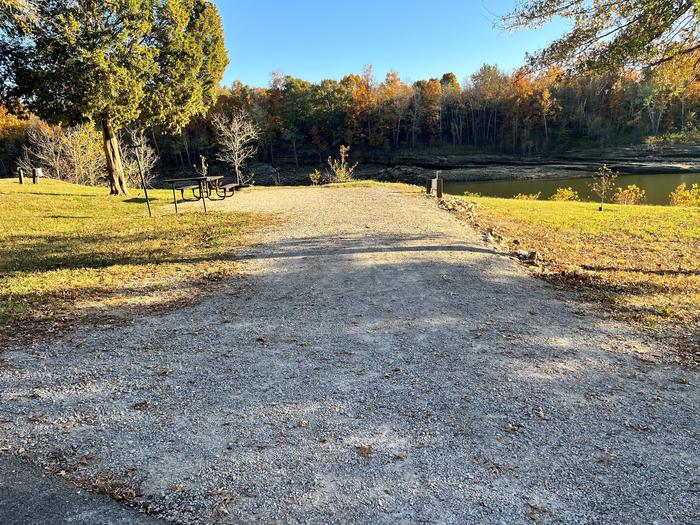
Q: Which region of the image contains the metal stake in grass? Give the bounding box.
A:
[132,146,152,218]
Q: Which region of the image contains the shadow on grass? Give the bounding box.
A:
[581,264,700,276]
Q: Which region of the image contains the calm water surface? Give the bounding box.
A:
[444,172,700,205]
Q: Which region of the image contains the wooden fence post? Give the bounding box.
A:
[32,167,42,184]
[425,177,432,194]
[436,178,443,200]
[17,168,24,184]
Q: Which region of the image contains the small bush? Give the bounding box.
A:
[309,169,323,186]
[327,145,357,182]
[669,183,700,207]
[513,192,541,200]
[614,184,646,205]
[550,187,580,201]
[18,122,106,185]
[463,191,482,198]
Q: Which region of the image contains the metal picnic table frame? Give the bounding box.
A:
[163,175,225,215]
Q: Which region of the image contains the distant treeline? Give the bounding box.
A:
[2,57,699,176]
[165,58,700,168]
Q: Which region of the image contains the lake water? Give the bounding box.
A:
[444,172,700,205]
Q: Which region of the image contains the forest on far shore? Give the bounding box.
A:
[2,57,700,180]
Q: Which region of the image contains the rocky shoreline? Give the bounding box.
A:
[247,143,700,186]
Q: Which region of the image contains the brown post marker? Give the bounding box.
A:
[32,167,42,184]
[425,177,432,194]
[436,178,443,200]
[17,168,24,184]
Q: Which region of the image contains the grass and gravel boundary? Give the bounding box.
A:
[441,192,700,361]
[0,178,273,348]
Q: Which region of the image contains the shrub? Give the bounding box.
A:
[513,192,541,200]
[18,122,106,185]
[550,187,580,201]
[669,183,700,207]
[120,129,158,188]
[463,191,481,198]
[327,145,357,182]
[613,184,646,205]
[17,123,158,188]
[309,169,323,186]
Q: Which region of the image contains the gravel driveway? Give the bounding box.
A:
[1,184,698,524]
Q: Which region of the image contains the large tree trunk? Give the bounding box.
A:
[102,119,128,195]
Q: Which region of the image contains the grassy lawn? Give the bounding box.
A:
[0,178,268,346]
[456,195,700,357]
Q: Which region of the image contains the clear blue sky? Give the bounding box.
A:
[214,0,567,88]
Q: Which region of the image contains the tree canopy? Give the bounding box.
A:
[504,1,700,72]
[0,0,227,194]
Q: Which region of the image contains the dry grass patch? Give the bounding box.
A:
[455,195,700,358]
[0,178,271,346]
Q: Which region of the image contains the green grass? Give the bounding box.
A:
[0,178,268,345]
[457,195,700,355]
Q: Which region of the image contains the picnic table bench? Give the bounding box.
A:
[164,175,242,214]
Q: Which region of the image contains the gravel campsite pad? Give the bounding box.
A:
[1,185,698,524]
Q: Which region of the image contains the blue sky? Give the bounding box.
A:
[214,1,568,87]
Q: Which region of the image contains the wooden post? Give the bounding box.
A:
[17,168,24,184]
[425,177,432,194]
[32,167,42,184]
[436,178,443,200]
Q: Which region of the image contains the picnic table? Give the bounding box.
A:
[164,175,240,214]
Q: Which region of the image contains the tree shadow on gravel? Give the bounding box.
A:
[239,233,507,260]
[1,232,697,524]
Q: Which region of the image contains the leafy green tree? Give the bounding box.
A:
[504,1,700,72]
[281,76,313,168]
[440,72,460,92]
[0,0,227,194]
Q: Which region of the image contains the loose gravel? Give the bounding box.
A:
[1,184,698,524]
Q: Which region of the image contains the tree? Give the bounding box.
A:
[281,76,313,168]
[0,0,227,195]
[0,0,34,33]
[378,71,413,147]
[590,164,619,211]
[504,1,700,73]
[211,110,260,185]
